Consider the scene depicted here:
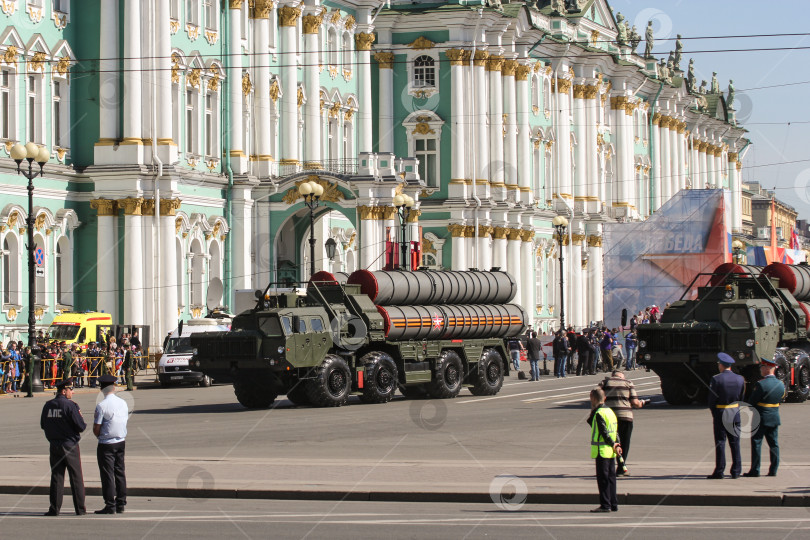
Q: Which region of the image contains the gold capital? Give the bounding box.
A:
[486,55,504,72]
[90,199,116,217]
[728,152,739,163]
[445,48,466,67]
[587,235,603,248]
[492,226,509,240]
[515,65,531,81]
[302,11,324,34]
[374,52,394,69]
[555,78,572,93]
[229,0,243,8]
[159,198,182,216]
[502,59,518,76]
[473,50,489,67]
[118,197,144,216]
[277,5,300,26]
[355,32,375,51]
[448,223,466,237]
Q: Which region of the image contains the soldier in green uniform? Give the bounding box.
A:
[61,343,74,382]
[743,357,785,477]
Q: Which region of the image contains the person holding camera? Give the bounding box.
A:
[599,370,646,476]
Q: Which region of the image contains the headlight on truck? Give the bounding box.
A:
[644,353,651,361]
[638,340,647,349]
[746,339,755,347]
[192,348,198,356]
[278,346,285,354]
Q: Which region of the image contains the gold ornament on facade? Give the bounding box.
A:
[591,30,600,45]
[55,147,66,162]
[519,229,535,243]
[90,199,116,217]
[175,216,183,234]
[507,228,522,241]
[329,10,341,25]
[344,14,355,30]
[141,200,155,216]
[555,78,572,93]
[406,209,422,223]
[407,36,434,50]
[229,0,243,8]
[583,85,599,99]
[159,198,182,217]
[532,61,542,72]
[283,177,345,205]
[302,13,323,34]
[445,48,466,66]
[118,197,144,216]
[477,225,493,238]
[328,65,338,79]
[587,235,603,247]
[188,67,201,89]
[207,65,221,91]
[544,140,554,152]
[242,72,252,96]
[344,108,355,121]
[412,123,435,136]
[171,54,181,83]
[492,226,509,240]
[447,223,466,237]
[268,79,279,102]
[169,20,180,34]
[35,213,46,230]
[55,55,71,76]
[502,60,518,76]
[374,51,394,69]
[328,101,341,118]
[728,152,738,163]
[572,233,586,245]
[30,52,46,73]
[2,45,17,66]
[277,5,300,25]
[515,64,531,81]
[573,84,586,99]
[297,86,304,108]
[422,237,436,255]
[355,32,375,51]
[485,55,504,72]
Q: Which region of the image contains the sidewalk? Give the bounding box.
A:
[1,455,808,507]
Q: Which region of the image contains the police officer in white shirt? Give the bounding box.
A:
[93,374,128,514]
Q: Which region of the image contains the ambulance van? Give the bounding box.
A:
[46,312,113,349]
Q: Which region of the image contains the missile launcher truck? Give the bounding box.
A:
[190,269,528,409]
[636,262,810,405]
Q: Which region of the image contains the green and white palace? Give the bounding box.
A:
[0,0,749,346]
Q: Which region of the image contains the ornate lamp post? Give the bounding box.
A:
[552,215,569,332]
[10,142,50,397]
[325,237,337,265]
[299,180,324,278]
[732,239,745,265]
[393,194,414,270]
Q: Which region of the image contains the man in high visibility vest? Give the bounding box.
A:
[587,387,622,513]
[743,357,785,477]
[707,352,745,479]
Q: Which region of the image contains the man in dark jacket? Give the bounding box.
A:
[576,332,592,376]
[526,331,543,381]
[707,352,745,479]
[566,327,578,375]
[552,331,570,378]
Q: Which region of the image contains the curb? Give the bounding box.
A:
[1,486,807,507]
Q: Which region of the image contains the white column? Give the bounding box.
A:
[376,52,394,153]
[448,49,466,185]
[255,9,273,172]
[502,60,518,199]
[303,13,321,168]
[360,215,376,270]
[715,152,723,188]
[156,0,174,163]
[493,228,508,270]
[587,229,603,323]
[660,119,671,202]
[519,234,534,316]
[611,98,628,204]
[507,230,521,300]
[228,1,246,173]
[122,0,142,161]
[356,32,374,153]
[232,186,253,290]
[585,86,598,208]
[488,56,505,199]
[92,203,117,317]
[279,6,300,164]
[700,145,709,188]
[474,51,489,192]
[669,124,679,198]
[556,79,573,200]
[573,87,586,201]
[516,65,531,204]
[451,229,467,270]
[570,237,582,327]
[675,126,686,191]
[98,0,119,142]
[478,227,492,271]
[651,117,661,210]
[160,202,179,338]
[124,213,144,325]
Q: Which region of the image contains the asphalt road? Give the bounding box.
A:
[1,495,808,540]
[3,369,808,470]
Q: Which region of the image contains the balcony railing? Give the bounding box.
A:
[274,159,358,179]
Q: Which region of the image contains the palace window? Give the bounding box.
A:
[327,27,339,66]
[2,234,20,306]
[52,78,69,148]
[204,0,218,31]
[0,69,14,140]
[28,0,43,8]
[415,138,438,187]
[170,0,180,19]
[342,32,352,71]
[52,0,68,13]
[204,91,218,157]
[56,236,72,307]
[27,74,44,144]
[185,89,198,155]
[186,0,200,26]
[413,55,435,88]
[342,121,352,162]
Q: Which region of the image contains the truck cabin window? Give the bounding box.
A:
[280,316,293,335]
[259,316,284,338]
[721,307,751,330]
[165,337,192,354]
[310,318,324,332]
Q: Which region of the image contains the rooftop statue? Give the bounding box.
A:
[699,80,708,94]
[644,21,654,58]
[616,13,628,46]
[710,72,720,94]
[658,58,671,83]
[727,80,736,108]
[630,25,642,52]
[686,58,696,93]
[674,35,683,70]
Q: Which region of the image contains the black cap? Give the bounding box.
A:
[98,374,117,389]
[55,378,73,390]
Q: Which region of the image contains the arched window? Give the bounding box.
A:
[208,240,222,306]
[542,77,551,114]
[413,55,435,88]
[176,238,184,309]
[531,75,541,115]
[0,65,17,140]
[342,121,352,162]
[56,236,72,307]
[342,33,352,71]
[189,239,204,307]
[27,72,44,144]
[2,234,20,305]
[327,27,339,65]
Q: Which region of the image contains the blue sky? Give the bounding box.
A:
[610,0,810,219]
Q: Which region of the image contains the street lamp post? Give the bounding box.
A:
[732,239,745,265]
[10,142,50,397]
[299,180,325,278]
[552,215,569,332]
[393,194,414,270]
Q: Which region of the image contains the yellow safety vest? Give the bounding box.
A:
[590,406,618,459]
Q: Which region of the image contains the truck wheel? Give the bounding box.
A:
[470,348,504,396]
[787,357,810,403]
[199,375,212,387]
[774,356,790,394]
[661,377,705,406]
[233,375,276,409]
[286,381,311,406]
[427,351,464,399]
[360,352,398,404]
[307,355,351,407]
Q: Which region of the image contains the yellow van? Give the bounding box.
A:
[47,312,113,349]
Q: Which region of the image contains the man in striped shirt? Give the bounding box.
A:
[599,370,645,476]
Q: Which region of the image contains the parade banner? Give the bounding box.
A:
[602,189,731,327]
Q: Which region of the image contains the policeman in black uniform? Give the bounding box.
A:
[40,377,87,516]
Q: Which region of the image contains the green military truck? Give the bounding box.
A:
[636,262,810,405]
[190,269,527,409]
